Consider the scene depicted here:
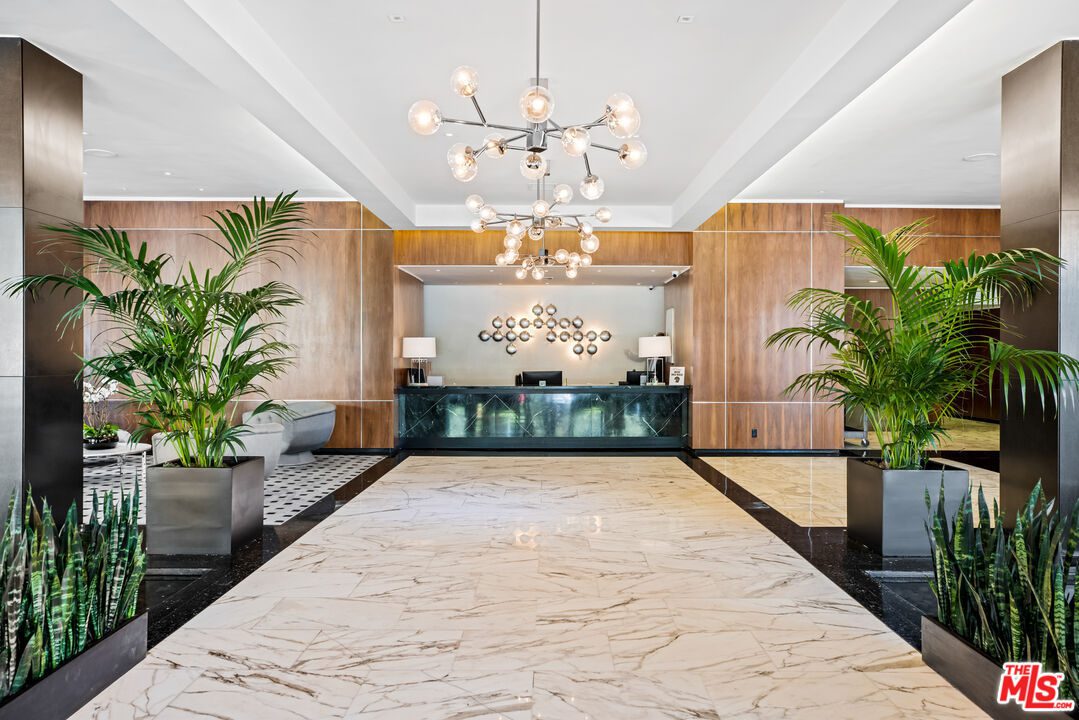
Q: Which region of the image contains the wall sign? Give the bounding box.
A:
[478,303,611,356]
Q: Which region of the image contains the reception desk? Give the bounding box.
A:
[396,385,690,449]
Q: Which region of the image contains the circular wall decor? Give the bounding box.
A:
[546,318,557,328]
[506,317,516,329]
[559,331,571,342]
[586,330,598,341]
[586,343,598,355]
[519,331,531,342]
[572,343,585,355]
[545,304,557,315]
[571,316,584,328]
[572,330,584,341]
[532,304,544,316]
[506,344,518,355]
[492,316,503,329]
[600,330,612,342]
[519,318,530,328]
[546,331,557,342]
[492,330,504,341]
[478,330,491,341]
[505,330,517,342]
[558,318,571,329]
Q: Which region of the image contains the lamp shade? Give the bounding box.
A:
[402,337,437,359]
[638,335,672,358]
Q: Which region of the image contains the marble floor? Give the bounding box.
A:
[75,455,984,719]
[707,456,1000,528]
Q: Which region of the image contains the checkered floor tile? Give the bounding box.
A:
[82,453,385,525]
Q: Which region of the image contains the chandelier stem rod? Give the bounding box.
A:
[535,0,541,85]
[470,96,488,126]
[441,117,531,134]
[583,153,593,177]
[589,142,622,153]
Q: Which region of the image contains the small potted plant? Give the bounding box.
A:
[82,376,120,450]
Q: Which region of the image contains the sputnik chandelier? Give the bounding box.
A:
[462,179,609,280]
[406,0,648,280]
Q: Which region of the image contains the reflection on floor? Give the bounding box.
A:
[845,417,999,452]
[76,456,983,719]
[707,456,1000,528]
[82,454,385,525]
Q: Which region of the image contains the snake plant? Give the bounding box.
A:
[927,481,1079,698]
[0,486,144,702]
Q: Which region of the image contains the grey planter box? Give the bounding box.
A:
[147,456,264,555]
[922,616,1077,719]
[0,613,146,720]
[847,457,968,556]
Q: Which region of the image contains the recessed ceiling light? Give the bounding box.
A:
[962,152,998,162]
[444,132,454,137]
[198,187,205,192]
[164,171,172,176]
[81,171,87,176]
[676,15,694,23]
[84,148,117,158]
[435,268,440,272]
[388,14,405,22]
[81,130,88,136]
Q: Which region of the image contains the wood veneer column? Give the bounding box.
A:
[0,39,83,519]
[999,41,1079,516]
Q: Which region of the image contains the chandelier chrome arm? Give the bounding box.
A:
[440,117,533,134]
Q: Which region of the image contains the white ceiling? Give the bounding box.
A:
[741,0,1079,206]
[0,0,348,200]
[401,265,689,287]
[0,0,974,228]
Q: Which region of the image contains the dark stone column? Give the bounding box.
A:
[1000,41,1079,518]
[0,39,83,522]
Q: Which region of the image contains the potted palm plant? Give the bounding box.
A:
[767,214,1079,555]
[5,193,308,554]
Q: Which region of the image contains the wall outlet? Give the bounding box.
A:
[751,428,758,438]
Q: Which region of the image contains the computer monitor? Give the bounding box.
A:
[626,370,646,386]
[521,370,563,387]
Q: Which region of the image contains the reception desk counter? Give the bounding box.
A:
[396,385,690,449]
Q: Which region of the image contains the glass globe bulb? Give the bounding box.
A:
[504,248,518,263]
[532,199,550,217]
[447,142,472,168]
[470,218,486,233]
[580,235,599,254]
[451,161,478,182]
[580,254,593,267]
[519,85,553,123]
[606,92,635,115]
[504,235,522,250]
[554,248,569,263]
[527,226,545,241]
[619,140,648,170]
[507,220,525,237]
[569,252,581,265]
[520,152,548,180]
[531,267,545,281]
[482,133,506,158]
[450,66,479,97]
[479,205,498,222]
[580,174,605,200]
[566,266,578,279]
[516,267,528,280]
[608,107,641,139]
[594,207,612,223]
[495,253,507,266]
[407,100,442,135]
[465,194,484,213]
[579,222,593,236]
[561,126,591,157]
[553,183,573,204]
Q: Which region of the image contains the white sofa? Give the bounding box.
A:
[244,401,336,466]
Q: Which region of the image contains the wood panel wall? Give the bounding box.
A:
[83,200,401,450]
[680,203,1001,450]
[394,229,692,266]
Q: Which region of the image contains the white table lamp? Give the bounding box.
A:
[403,337,437,386]
[638,336,672,385]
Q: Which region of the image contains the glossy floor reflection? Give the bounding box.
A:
[708,456,1000,528]
[75,456,984,719]
[844,417,999,452]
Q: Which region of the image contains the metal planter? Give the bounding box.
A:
[921,616,1077,719]
[846,456,968,556]
[147,456,264,555]
[0,613,147,720]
